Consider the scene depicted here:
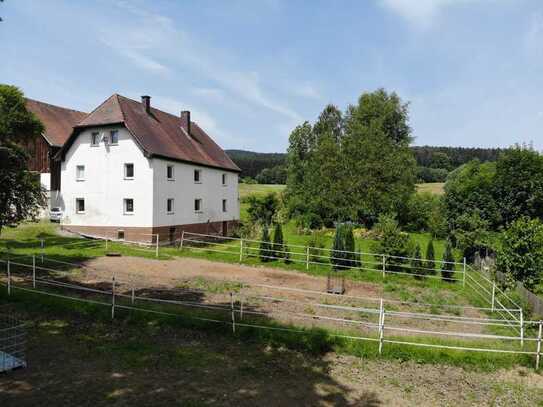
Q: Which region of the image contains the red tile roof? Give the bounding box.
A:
[25,98,87,147]
[63,94,240,172]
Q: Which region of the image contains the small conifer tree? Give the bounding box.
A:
[411,243,423,279]
[441,240,455,282]
[331,224,345,270]
[259,227,272,262]
[272,223,284,260]
[425,239,436,275]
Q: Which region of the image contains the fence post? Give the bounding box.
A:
[382,255,386,279]
[180,230,185,250]
[111,276,116,319]
[131,286,135,305]
[32,254,36,289]
[239,239,244,263]
[7,260,11,296]
[491,283,496,312]
[520,309,524,348]
[240,291,244,320]
[155,234,159,258]
[105,233,109,251]
[306,246,310,270]
[536,321,543,369]
[378,298,385,355]
[40,239,44,263]
[230,292,236,333]
[462,257,466,288]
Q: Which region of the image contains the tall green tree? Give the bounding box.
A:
[0,84,46,236]
[331,223,346,271]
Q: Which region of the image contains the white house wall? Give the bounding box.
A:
[152,158,239,227]
[61,127,154,228]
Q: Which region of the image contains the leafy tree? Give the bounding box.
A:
[246,193,279,226]
[402,192,444,232]
[271,223,285,259]
[452,211,493,262]
[493,146,543,225]
[441,240,455,282]
[411,243,424,279]
[443,160,500,232]
[496,217,543,289]
[425,239,436,275]
[255,165,287,184]
[0,84,46,236]
[259,226,272,262]
[285,89,416,227]
[416,166,449,183]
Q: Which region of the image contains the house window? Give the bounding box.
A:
[110,130,119,145]
[194,198,202,212]
[117,230,125,240]
[222,173,227,186]
[75,198,85,214]
[194,169,201,183]
[124,198,134,214]
[167,198,174,214]
[76,165,85,181]
[124,163,134,179]
[222,199,227,212]
[91,132,99,146]
[167,165,175,180]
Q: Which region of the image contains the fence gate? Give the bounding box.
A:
[327,270,345,295]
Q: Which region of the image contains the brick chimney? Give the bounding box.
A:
[141,95,151,113]
[181,110,191,135]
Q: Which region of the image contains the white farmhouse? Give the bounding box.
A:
[56,94,240,243]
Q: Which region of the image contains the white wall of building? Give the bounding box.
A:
[61,127,154,227]
[152,158,239,227]
[60,125,239,229]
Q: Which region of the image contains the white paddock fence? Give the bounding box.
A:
[1,254,542,368]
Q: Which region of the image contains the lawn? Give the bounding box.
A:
[1,294,542,406]
[416,182,445,195]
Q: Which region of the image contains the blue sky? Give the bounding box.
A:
[1,0,542,152]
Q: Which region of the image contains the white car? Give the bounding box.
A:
[49,207,63,222]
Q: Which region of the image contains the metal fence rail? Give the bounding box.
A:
[2,257,542,368]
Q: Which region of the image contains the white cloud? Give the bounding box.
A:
[380,0,471,28]
[293,83,322,100]
[103,1,301,122]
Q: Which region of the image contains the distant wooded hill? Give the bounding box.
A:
[226,146,504,182]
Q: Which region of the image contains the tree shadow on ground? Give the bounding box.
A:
[0,285,383,406]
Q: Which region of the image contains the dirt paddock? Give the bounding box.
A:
[69,256,487,335]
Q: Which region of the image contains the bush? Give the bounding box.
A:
[496,217,543,289]
[247,193,279,226]
[441,240,455,282]
[259,227,272,262]
[452,211,494,262]
[403,192,445,233]
[307,232,327,263]
[372,214,412,272]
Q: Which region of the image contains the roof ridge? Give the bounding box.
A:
[76,94,120,126]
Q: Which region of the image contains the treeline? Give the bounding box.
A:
[227,146,504,184]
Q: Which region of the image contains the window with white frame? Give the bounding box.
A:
[167,198,174,214]
[76,165,85,181]
[124,198,134,214]
[91,132,99,146]
[222,199,227,212]
[194,198,202,212]
[124,163,134,179]
[117,230,125,240]
[222,173,227,186]
[75,198,85,214]
[110,130,119,145]
[167,165,175,180]
[194,169,201,183]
